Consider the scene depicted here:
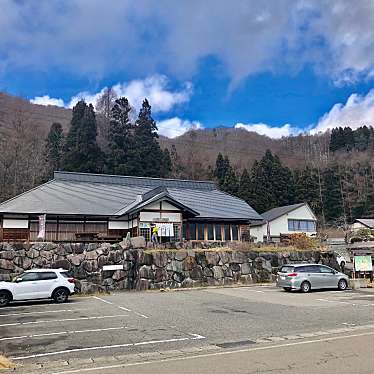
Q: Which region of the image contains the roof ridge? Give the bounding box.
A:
[54,171,216,186]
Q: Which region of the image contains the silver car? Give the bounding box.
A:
[276,263,349,293]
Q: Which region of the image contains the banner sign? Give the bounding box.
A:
[37,214,46,240]
[354,255,373,272]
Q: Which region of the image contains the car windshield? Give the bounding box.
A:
[279,266,294,273]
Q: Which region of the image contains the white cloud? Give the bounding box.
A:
[30,95,65,107]
[68,75,192,113]
[312,90,374,134]
[2,1,374,86]
[235,122,299,139]
[157,117,203,138]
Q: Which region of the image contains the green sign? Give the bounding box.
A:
[354,255,373,272]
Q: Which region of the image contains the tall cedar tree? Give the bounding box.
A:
[294,166,322,215]
[105,97,133,175]
[62,101,102,173]
[322,165,344,223]
[214,153,231,188]
[45,122,64,179]
[133,99,170,177]
[221,167,239,196]
[249,150,295,213]
[238,168,252,203]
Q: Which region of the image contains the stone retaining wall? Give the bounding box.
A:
[0,240,339,292]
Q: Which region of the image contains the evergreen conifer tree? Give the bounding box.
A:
[214,153,231,188]
[62,101,102,173]
[294,166,322,215]
[132,99,168,177]
[238,168,252,203]
[105,97,133,175]
[322,165,344,223]
[221,167,239,196]
[45,122,64,178]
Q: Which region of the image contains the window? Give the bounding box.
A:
[38,272,58,280]
[288,219,316,232]
[279,266,294,273]
[319,266,334,274]
[18,272,39,282]
[189,223,196,240]
[140,228,151,241]
[172,224,180,242]
[224,225,231,241]
[61,271,72,278]
[207,224,214,240]
[197,223,205,240]
[215,225,222,240]
[232,225,239,241]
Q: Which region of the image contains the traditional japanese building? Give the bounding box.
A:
[0,171,262,242]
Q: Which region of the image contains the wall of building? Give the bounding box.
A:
[352,222,368,231]
[0,241,339,292]
[253,205,317,243]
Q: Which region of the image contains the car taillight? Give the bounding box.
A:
[287,273,298,277]
[67,278,76,283]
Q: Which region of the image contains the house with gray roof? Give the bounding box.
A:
[0,171,263,242]
[250,203,317,242]
[352,218,374,231]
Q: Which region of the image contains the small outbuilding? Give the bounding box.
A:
[0,171,263,243]
[351,218,374,231]
[250,203,317,243]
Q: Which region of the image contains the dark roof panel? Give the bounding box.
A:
[54,171,216,191]
[261,203,307,222]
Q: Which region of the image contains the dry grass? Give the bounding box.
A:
[0,355,15,369]
[144,245,325,254]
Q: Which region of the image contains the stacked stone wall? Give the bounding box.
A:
[0,240,339,292]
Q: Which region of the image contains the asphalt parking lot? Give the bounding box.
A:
[3,285,374,373]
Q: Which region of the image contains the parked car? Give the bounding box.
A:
[277,263,349,293]
[0,268,75,307]
[334,251,350,271]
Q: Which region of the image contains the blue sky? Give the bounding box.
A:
[1,1,374,138]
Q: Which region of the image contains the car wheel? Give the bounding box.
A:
[300,281,311,293]
[338,279,348,291]
[53,288,69,303]
[0,291,11,307]
[283,287,292,292]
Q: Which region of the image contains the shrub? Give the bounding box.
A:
[285,233,318,250]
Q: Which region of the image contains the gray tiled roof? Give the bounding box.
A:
[0,172,262,222]
[261,203,307,222]
[355,218,374,229]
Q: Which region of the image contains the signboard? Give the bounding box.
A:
[102,265,124,271]
[354,255,373,272]
[139,222,151,229]
[37,214,46,240]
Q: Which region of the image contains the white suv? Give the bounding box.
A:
[0,268,76,307]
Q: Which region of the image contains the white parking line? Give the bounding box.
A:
[49,330,374,374]
[316,298,357,306]
[11,334,206,360]
[93,296,149,319]
[0,314,128,327]
[0,326,128,342]
[0,309,86,317]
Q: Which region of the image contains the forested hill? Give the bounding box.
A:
[1,91,374,226]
